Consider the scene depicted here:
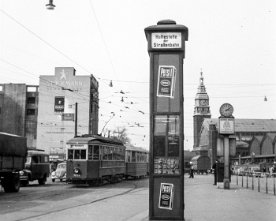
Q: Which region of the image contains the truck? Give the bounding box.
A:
[190,155,211,174]
[0,132,27,192]
[20,149,50,186]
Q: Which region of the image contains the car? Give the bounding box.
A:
[51,162,66,182]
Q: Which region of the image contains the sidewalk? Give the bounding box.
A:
[183,175,276,221]
[130,175,276,221]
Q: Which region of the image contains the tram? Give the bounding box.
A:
[66,135,126,185]
[125,145,149,179]
[66,134,149,185]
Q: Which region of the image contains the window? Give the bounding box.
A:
[68,149,86,160]
[88,145,93,160]
[74,149,86,159]
[27,109,35,115]
[32,156,39,163]
[93,145,99,160]
[132,151,136,162]
[27,97,36,104]
[68,150,73,159]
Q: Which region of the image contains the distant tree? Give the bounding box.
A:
[110,127,131,145]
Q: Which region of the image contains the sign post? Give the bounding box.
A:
[145,20,188,220]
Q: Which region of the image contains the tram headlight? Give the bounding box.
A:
[73,167,81,176]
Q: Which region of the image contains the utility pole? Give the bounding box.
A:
[74,102,78,137]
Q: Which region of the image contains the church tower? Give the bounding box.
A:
[193,71,211,149]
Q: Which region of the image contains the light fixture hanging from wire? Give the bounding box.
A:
[46,0,56,10]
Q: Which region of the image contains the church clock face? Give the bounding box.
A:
[200,100,208,106]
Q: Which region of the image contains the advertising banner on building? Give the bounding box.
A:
[157,66,176,98]
[54,96,65,112]
[159,183,174,210]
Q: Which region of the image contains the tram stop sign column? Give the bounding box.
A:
[145,20,188,220]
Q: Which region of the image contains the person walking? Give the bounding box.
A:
[189,163,194,178]
[212,160,218,185]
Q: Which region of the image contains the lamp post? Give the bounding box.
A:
[46,0,56,10]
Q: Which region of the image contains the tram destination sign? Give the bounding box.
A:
[151,32,182,49]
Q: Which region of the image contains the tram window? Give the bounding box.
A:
[74,149,86,159]
[108,147,113,160]
[80,150,86,159]
[68,150,73,159]
[88,145,93,160]
[93,145,99,160]
[132,151,136,162]
[103,146,108,160]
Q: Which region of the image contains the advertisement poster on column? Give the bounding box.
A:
[159,183,174,210]
[157,66,176,98]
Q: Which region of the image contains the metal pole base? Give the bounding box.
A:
[224,178,230,189]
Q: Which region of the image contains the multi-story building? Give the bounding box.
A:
[36,67,99,161]
[0,84,39,148]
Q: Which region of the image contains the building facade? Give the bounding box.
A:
[0,84,39,148]
[199,118,276,166]
[36,67,99,161]
[192,72,276,167]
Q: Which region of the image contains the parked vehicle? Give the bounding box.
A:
[51,162,66,182]
[20,149,50,186]
[190,155,211,174]
[0,132,27,192]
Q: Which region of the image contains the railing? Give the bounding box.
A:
[235,172,276,195]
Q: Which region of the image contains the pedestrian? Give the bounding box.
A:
[263,166,266,176]
[189,164,194,178]
[272,165,276,174]
[212,160,218,185]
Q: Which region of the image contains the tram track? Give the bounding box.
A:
[14,182,139,221]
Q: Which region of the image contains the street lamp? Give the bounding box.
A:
[46,0,55,10]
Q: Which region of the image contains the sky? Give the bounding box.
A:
[0,0,275,150]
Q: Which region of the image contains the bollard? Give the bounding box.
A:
[252,175,254,190]
[236,174,238,185]
[265,173,268,194]
[246,173,248,188]
[273,173,275,196]
[242,174,243,187]
[258,174,260,192]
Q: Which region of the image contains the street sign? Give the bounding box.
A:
[62,113,74,121]
[219,117,235,134]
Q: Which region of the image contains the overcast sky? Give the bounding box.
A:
[0,0,275,150]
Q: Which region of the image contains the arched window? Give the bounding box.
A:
[250,138,261,155]
[261,136,273,155]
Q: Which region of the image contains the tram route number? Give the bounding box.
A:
[159,183,174,210]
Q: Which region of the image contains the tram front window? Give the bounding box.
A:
[74,149,86,159]
[68,150,73,159]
